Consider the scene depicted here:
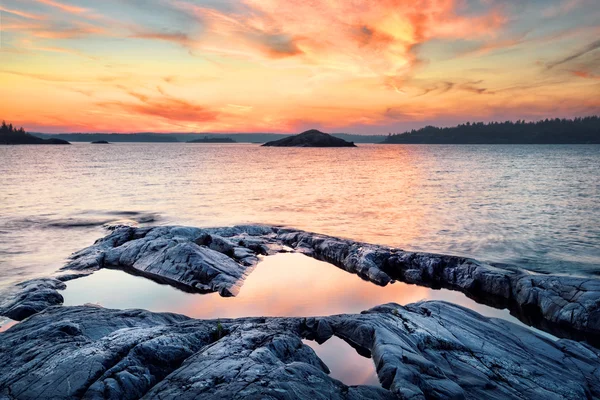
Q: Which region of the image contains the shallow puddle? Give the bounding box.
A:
[51,252,558,386]
[0,318,19,333]
[62,253,552,334]
[303,337,379,386]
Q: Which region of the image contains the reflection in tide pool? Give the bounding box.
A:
[303,337,379,386]
[63,253,545,331]
[58,252,559,386]
[0,318,18,333]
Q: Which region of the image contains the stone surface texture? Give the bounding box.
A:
[0,278,66,321]
[1,301,599,400]
[56,224,600,342]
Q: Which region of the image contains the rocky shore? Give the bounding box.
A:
[1,223,600,399]
[1,301,599,399]
[54,224,600,344]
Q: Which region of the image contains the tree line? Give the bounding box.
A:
[1,121,27,137]
[382,116,600,144]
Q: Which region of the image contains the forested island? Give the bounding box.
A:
[0,121,70,145]
[382,116,600,144]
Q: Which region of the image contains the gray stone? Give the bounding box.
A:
[0,278,65,321]
[51,224,600,342]
[274,227,600,342]
[63,226,280,297]
[1,302,599,399]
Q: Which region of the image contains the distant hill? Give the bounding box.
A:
[263,129,356,147]
[382,116,600,144]
[1,121,70,145]
[187,136,236,143]
[33,132,385,143]
[34,133,178,143]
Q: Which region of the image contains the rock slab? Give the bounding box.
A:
[6,224,598,343]
[1,301,599,399]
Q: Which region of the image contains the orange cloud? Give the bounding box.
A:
[572,70,600,80]
[2,0,597,134]
[172,0,506,76]
[98,97,219,124]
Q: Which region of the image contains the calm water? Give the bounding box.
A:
[57,253,553,386]
[1,143,599,289]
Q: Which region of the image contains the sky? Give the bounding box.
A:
[0,0,599,134]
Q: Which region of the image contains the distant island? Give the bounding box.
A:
[33,133,178,143]
[382,116,600,144]
[187,136,236,143]
[33,132,385,143]
[91,140,110,144]
[0,121,70,145]
[263,129,357,147]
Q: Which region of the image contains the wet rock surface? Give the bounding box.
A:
[59,224,600,344]
[63,225,277,297]
[275,228,600,344]
[0,278,66,321]
[1,301,599,400]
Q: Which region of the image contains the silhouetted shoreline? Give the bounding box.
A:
[382,116,600,144]
[1,121,70,145]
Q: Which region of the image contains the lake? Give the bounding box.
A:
[1,143,598,291]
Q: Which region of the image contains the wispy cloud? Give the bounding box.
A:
[547,39,600,69]
[98,91,220,124]
[0,6,45,20]
[2,0,599,133]
[34,0,89,15]
[129,30,193,47]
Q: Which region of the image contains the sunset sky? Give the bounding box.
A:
[1,0,599,134]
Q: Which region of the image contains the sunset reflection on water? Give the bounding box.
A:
[58,252,553,387]
[2,144,599,292]
[63,253,439,319]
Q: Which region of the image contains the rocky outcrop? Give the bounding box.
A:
[275,228,600,343]
[1,301,599,399]
[59,224,600,344]
[0,278,66,321]
[262,129,357,147]
[63,225,278,297]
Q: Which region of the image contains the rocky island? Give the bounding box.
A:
[91,140,110,144]
[0,121,70,145]
[1,223,600,399]
[262,129,356,147]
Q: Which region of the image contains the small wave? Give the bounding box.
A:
[3,212,159,231]
[47,219,113,228]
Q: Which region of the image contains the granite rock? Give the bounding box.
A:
[1,301,599,399]
[57,225,600,342]
[0,278,66,321]
[63,226,279,296]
